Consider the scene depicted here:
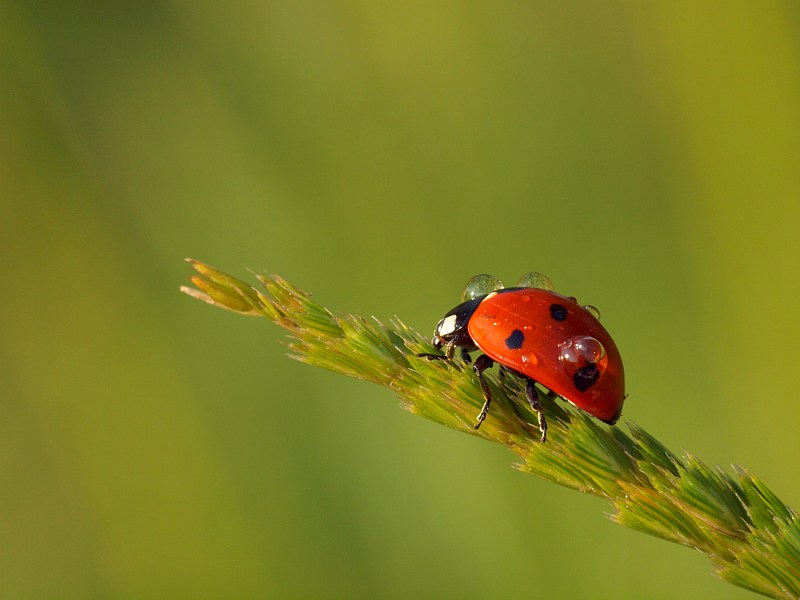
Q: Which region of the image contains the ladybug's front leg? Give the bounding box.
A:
[417,339,458,361]
[472,354,495,429]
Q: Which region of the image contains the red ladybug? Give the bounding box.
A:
[419,274,625,442]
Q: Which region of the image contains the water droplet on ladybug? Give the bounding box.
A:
[583,304,601,320]
[462,274,504,301]
[558,336,606,365]
[558,336,607,390]
[516,272,553,291]
[520,352,539,365]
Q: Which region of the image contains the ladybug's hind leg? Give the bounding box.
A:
[525,378,548,443]
[472,354,495,429]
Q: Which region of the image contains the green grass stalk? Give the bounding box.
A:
[182,259,800,599]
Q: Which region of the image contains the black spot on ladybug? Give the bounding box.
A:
[550,304,568,321]
[504,329,525,350]
[573,364,600,392]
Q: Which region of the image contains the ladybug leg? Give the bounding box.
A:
[417,340,457,361]
[472,354,495,429]
[525,378,548,443]
[460,348,472,364]
[417,352,448,361]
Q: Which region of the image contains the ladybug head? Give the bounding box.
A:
[431,296,483,357]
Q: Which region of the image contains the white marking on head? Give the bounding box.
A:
[438,314,458,336]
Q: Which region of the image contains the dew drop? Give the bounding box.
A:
[557,336,607,389]
[462,274,504,301]
[582,304,601,320]
[558,336,606,365]
[516,272,553,291]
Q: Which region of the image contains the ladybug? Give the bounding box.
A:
[419,274,625,442]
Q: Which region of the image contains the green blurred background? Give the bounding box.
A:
[2,2,799,598]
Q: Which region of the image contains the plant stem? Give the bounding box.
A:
[182,259,800,599]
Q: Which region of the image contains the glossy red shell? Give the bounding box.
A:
[466,288,624,423]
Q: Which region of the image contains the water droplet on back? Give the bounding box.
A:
[516,272,553,291]
[582,304,601,320]
[557,335,607,386]
[462,274,504,301]
[558,335,606,364]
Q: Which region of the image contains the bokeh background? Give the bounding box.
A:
[3,2,800,598]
